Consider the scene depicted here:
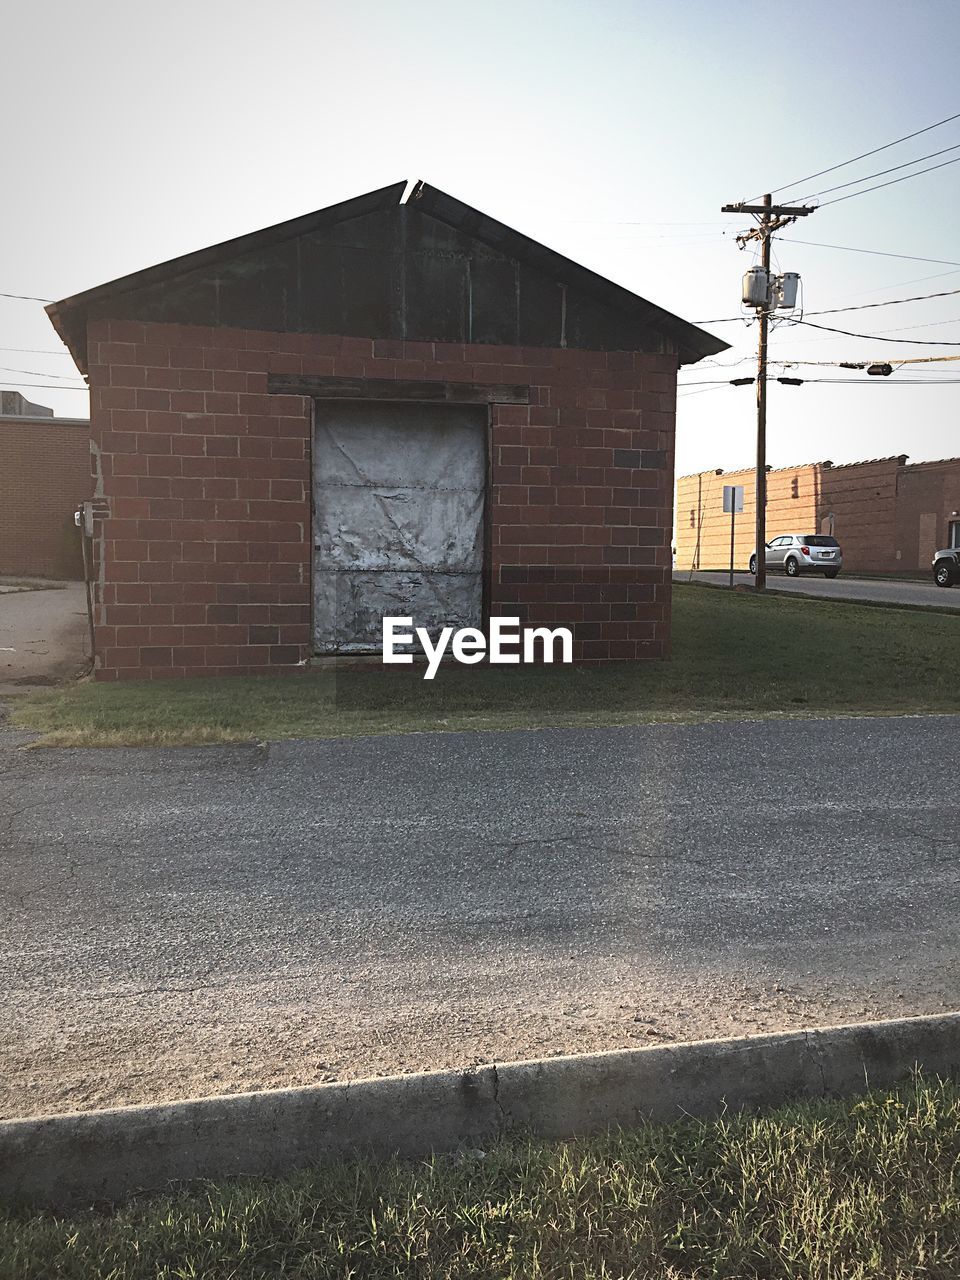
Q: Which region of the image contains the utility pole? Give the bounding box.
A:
[755,194,772,592]
[721,194,815,591]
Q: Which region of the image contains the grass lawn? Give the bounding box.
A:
[3,1074,959,1279]
[8,584,959,747]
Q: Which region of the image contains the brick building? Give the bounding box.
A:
[46,181,726,680]
[0,392,91,579]
[676,455,960,576]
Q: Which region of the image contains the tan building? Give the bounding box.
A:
[0,392,91,579]
[676,455,960,577]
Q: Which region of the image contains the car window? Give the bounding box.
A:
[804,536,840,547]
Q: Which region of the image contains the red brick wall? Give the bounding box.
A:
[817,459,901,573]
[0,418,91,578]
[87,319,676,679]
[895,459,960,570]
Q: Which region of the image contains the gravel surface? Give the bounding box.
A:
[676,570,959,610]
[2,717,959,1119]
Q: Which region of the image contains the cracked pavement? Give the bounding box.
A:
[2,716,959,1118]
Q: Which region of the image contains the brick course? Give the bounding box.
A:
[88,319,677,679]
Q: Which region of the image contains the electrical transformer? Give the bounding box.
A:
[774,272,800,310]
[742,267,769,307]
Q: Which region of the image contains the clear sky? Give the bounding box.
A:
[3,0,958,475]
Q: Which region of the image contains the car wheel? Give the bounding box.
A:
[824,570,839,579]
[934,562,956,588]
[784,557,800,577]
[748,554,757,575]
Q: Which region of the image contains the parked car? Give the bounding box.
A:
[748,534,843,578]
[932,547,959,587]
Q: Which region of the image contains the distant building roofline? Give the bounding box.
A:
[677,454,915,481]
[0,414,90,426]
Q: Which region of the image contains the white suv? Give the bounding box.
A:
[749,534,843,579]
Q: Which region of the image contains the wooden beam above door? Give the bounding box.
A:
[266,374,529,404]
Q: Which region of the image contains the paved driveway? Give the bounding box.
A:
[0,582,89,693]
[3,716,959,1118]
[675,571,957,610]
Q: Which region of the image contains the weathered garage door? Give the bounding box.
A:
[313,401,486,653]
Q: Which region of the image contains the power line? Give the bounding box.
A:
[693,314,756,324]
[0,364,86,382]
[745,108,960,202]
[777,239,960,267]
[768,316,960,347]
[0,346,72,356]
[554,218,728,226]
[794,140,960,201]
[843,266,960,297]
[820,314,960,334]
[812,375,960,382]
[0,290,53,303]
[678,376,960,387]
[785,318,960,345]
[0,381,88,392]
[683,352,960,377]
[676,384,729,398]
[817,152,960,207]
[810,377,960,383]
[694,285,960,324]
[681,351,960,378]
[759,354,960,367]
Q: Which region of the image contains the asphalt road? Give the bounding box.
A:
[3,716,959,1118]
[676,570,958,610]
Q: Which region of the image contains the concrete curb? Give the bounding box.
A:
[3,1013,960,1208]
[675,574,960,617]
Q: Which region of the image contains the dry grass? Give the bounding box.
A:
[3,1074,959,1279]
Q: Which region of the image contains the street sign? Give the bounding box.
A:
[722,484,744,514]
[723,485,744,587]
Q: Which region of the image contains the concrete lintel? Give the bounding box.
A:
[266,373,529,404]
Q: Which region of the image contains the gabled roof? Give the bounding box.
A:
[406,182,726,365]
[47,180,729,373]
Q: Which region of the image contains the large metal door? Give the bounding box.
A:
[313,401,486,653]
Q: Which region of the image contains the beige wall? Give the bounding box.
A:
[676,465,817,573]
[676,456,907,575]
